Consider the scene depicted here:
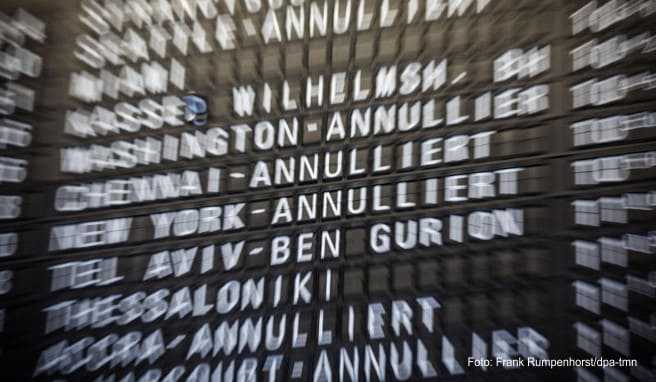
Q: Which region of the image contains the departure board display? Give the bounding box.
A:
[0,0,655,381]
